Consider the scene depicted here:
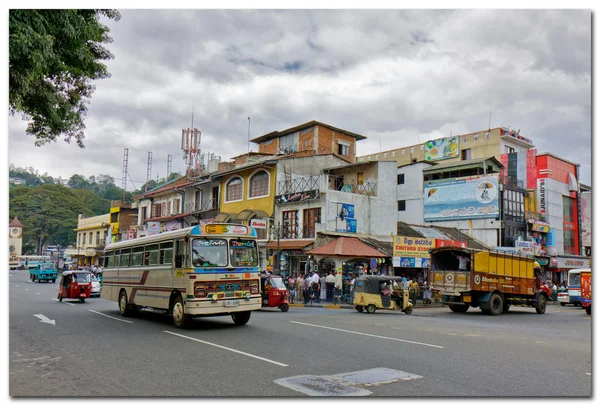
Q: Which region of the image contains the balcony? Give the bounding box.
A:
[275,225,318,240]
[184,198,219,214]
[329,175,376,196]
[278,175,321,195]
[276,174,376,204]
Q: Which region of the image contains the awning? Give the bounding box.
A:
[236,209,270,222]
[263,240,314,250]
[214,213,232,223]
[305,237,387,258]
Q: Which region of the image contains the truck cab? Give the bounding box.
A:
[29,262,58,283]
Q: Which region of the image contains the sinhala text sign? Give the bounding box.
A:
[423,175,499,221]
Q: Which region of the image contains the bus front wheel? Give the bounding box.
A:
[172,295,192,328]
[119,290,133,317]
[232,311,251,325]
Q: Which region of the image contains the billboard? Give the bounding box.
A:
[424,175,499,221]
[581,192,591,247]
[424,136,460,161]
[393,236,434,258]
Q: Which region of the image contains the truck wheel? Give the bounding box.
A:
[586,305,591,315]
[366,304,376,314]
[355,306,364,313]
[231,311,251,325]
[489,293,503,316]
[535,294,547,314]
[172,295,192,328]
[449,304,469,313]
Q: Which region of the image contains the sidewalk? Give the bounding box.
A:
[288,301,444,310]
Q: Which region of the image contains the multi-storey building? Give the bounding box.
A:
[67,213,110,267]
[108,201,138,242]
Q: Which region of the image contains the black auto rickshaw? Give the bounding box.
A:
[353,275,413,314]
[57,271,92,303]
[260,273,289,312]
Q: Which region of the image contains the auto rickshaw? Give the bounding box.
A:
[260,273,289,312]
[57,271,92,303]
[353,275,413,315]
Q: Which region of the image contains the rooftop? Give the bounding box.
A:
[250,120,367,144]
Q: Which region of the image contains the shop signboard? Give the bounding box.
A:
[250,218,268,229]
[393,236,435,258]
[515,240,535,255]
[529,219,550,233]
[556,257,591,268]
[165,220,182,232]
[147,221,160,236]
[275,189,320,204]
[127,229,135,240]
[435,239,467,248]
[537,178,547,214]
[424,175,499,221]
[392,257,431,268]
[424,136,460,161]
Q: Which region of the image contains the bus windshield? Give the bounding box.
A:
[192,239,228,267]
[568,271,581,287]
[230,240,258,267]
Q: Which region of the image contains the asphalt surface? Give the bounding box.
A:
[9,269,592,397]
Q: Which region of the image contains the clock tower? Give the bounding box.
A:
[9,217,24,258]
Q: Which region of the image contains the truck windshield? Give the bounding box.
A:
[192,239,228,267]
[40,263,55,270]
[229,240,258,267]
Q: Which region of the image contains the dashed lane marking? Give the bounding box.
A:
[164,330,288,367]
[89,310,133,323]
[290,321,443,349]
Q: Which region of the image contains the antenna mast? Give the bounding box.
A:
[181,106,202,178]
[248,117,251,154]
[121,148,129,201]
[146,151,152,191]
[167,154,172,180]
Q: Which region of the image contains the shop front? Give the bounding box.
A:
[262,240,313,277]
[548,256,591,285]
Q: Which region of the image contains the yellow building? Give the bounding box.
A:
[213,158,278,239]
[66,213,110,267]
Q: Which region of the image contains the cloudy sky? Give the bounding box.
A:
[7,8,593,188]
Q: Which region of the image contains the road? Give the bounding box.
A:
[9,270,591,397]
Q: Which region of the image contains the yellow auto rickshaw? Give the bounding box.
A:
[353,275,413,315]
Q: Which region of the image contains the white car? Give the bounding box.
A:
[557,290,570,306]
[91,274,101,297]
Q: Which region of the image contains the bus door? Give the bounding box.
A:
[172,239,186,288]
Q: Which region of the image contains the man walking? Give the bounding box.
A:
[309,270,320,303]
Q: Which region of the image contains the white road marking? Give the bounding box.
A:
[25,289,28,291]
[89,310,133,323]
[586,373,591,376]
[34,314,55,325]
[37,293,40,295]
[290,321,444,349]
[52,298,75,306]
[164,330,289,367]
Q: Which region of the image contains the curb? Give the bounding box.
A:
[288,303,444,310]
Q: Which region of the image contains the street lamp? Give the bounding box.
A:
[269,220,282,275]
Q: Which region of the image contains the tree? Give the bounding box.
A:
[9,9,121,147]
[9,184,92,254]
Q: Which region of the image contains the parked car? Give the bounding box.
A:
[90,274,101,297]
[558,290,571,306]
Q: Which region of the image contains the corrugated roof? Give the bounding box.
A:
[250,120,367,144]
[133,176,189,199]
[305,237,387,257]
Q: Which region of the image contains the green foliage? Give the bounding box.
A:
[9,184,93,254]
[71,188,110,215]
[9,9,121,147]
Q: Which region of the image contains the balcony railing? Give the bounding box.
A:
[278,175,321,195]
[329,176,377,196]
[183,198,219,214]
[274,225,318,240]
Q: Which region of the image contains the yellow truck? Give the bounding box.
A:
[429,246,550,315]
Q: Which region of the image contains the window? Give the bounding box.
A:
[563,196,575,223]
[161,202,167,216]
[195,190,202,210]
[397,173,405,185]
[473,134,479,141]
[226,177,243,201]
[172,198,181,215]
[392,151,396,157]
[96,231,100,245]
[401,149,405,155]
[383,153,387,158]
[303,208,321,238]
[398,200,406,211]
[461,148,471,161]
[506,146,515,154]
[119,249,131,267]
[175,239,184,268]
[105,252,113,268]
[89,232,92,244]
[463,136,468,143]
[375,154,379,160]
[160,242,173,264]
[131,247,144,266]
[339,143,350,156]
[249,171,269,198]
[230,240,258,267]
[144,244,159,266]
[564,230,576,255]
[192,238,228,267]
[141,206,147,220]
[357,172,364,185]
[111,212,119,223]
[279,133,298,152]
[282,210,298,239]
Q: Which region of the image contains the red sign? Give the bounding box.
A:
[435,239,467,248]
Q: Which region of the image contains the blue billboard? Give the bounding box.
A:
[423,175,499,221]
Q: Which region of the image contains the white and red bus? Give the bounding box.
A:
[101,223,261,328]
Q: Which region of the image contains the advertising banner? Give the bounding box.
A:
[529,219,550,233]
[341,203,355,219]
[424,136,460,161]
[515,240,535,255]
[393,236,435,257]
[581,192,592,247]
[147,221,160,236]
[338,218,357,233]
[537,178,547,214]
[275,189,320,204]
[424,175,499,221]
[250,218,268,229]
[435,239,467,248]
[392,257,431,268]
[165,220,182,232]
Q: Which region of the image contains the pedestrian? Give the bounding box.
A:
[349,273,356,304]
[309,270,320,303]
[334,270,343,304]
[295,273,304,304]
[326,270,335,302]
[423,281,432,305]
[304,273,311,304]
[288,273,296,300]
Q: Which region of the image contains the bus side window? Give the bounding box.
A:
[175,240,184,268]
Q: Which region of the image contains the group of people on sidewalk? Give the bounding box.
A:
[286,270,357,304]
